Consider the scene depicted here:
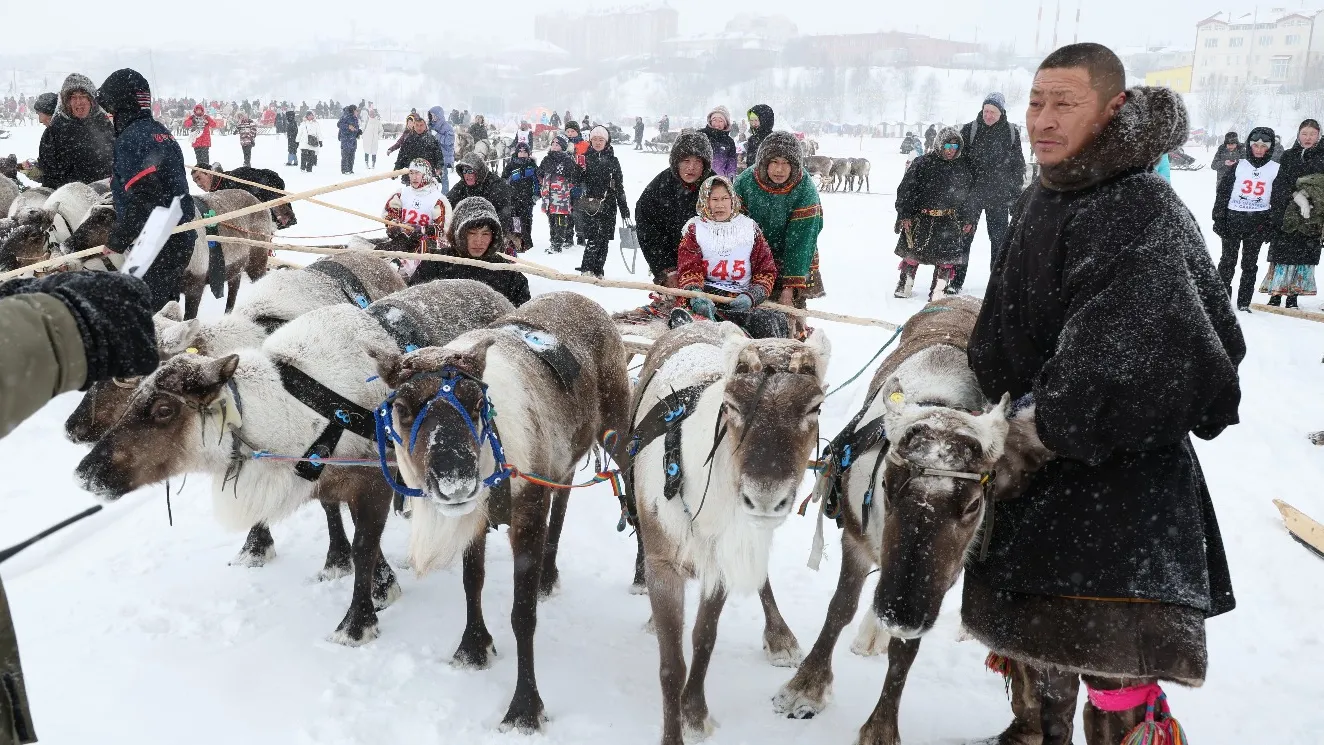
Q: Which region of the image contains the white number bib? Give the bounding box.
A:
[398,184,445,226]
[1228,160,1279,213]
[693,215,757,294]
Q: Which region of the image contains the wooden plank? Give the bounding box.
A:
[1249,303,1324,323]
[1273,499,1324,558]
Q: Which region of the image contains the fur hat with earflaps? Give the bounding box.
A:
[669,129,713,174]
[933,126,964,155]
[752,130,804,189]
[448,197,504,258]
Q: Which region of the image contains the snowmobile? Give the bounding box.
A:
[1168,147,1204,171]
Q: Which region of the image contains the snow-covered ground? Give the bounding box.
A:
[2,124,1322,744]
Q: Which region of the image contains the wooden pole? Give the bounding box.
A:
[191,166,403,233]
[226,236,901,330]
[1249,303,1324,323]
[0,169,409,282]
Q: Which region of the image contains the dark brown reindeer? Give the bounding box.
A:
[631,322,830,745]
[372,291,630,733]
[776,296,1018,745]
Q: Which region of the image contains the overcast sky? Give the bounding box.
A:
[0,0,1261,55]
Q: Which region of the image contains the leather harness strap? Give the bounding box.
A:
[275,361,376,481]
[367,301,431,352]
[306,258,372,308]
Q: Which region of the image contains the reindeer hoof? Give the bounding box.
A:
[498,702,548,734]
[850,613,891,657]
[538,576,561,600]
[229,544,275,568]
[372,579,402,611]
[315,563,353,582]
[763,634,803,668]
[629,581,649,596]
[328,622,380,647]
[682,715,717,743]
[773,680,831,719]
[451,640,496,670]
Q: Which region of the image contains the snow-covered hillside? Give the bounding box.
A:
[1,125,1322,744]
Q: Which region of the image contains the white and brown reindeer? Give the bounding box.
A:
[370,291,631,733]
[0,182,102,272]
[774,296,1020,745]
[630,321,830,745]
[74,279,514,645]
[64,252,406,573]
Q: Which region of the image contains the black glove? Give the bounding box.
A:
[0,273,159,388]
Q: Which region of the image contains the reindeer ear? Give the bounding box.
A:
[987,392,1011,419]
[883,378,906,416]
[158,300,184,322]
[799,328,832,382]
[183,354,240,403]
[366,345,406,388]
[157,317,200,356]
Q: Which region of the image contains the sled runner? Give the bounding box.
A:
[1273,499,1324,559]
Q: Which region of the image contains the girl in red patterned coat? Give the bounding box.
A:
[676,175,789,338]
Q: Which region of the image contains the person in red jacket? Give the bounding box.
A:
[675,174,788,338]
[183,103,220,166]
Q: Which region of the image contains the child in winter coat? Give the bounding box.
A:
[236,115,257,167]
[677,175,787,338]
[538,133,582,253]
[566,122,590,245]
[409,196,530,307]
[184,103,220,166]
[295,111,322,172]
[502,141,539,251]
[384,158,452,276]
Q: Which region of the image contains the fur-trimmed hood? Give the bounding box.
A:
[933,126,964,155]
[752,130,804,187]
[447,196,504,258]
[58,72,106,119]
[456,151,491,183]
[669,129,714,174]
[1039,86,1188,192]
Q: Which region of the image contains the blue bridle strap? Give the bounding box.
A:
[373,367,512,498]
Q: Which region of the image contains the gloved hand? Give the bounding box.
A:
[688,293,716,320]
[0,272,159,388]
[727,293,753,313]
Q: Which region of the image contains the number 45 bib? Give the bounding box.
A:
[1228,160,1279,213]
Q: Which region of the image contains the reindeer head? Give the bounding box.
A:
[271,203,297,230]
[372,340,500,517]
[76,353,241,500]
[872,382,1010,638]
[65,303,199,444]
[0,208,54,269]
[61,203,116,254]
[720,329,830,525]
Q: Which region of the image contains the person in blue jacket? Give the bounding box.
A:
[427,105,456,191]
[502,140,539,251]
[95,68,198,311]
[337,105,361,174]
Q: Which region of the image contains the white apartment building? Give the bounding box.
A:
[1192,8,1324,90]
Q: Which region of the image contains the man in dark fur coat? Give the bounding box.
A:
[635,129,715,287]
[965,43,1245,745]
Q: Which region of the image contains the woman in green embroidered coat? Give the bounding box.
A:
[734,130,824,334]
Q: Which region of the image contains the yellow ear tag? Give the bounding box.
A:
[889,392,905,404]
[186,347,199,354]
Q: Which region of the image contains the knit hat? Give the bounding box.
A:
[515,141,531,156]
[34,92,57,116]
[589,125,611,143]
[408,157,436,183]
[94,68,151,131]
[669,129,713,175]
[982,92,1006,112]
[565,121,581,135]
[551,132,569,151]
[1224,131,1240,145]
[448,196,504,257]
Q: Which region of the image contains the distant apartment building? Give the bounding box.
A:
[783,32,982,68]
[1192,9,1324,90]
[534,5,679,61]
[1146,65,1193,93]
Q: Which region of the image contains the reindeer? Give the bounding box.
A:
[0,172,17,215]
[850,158,873,192]
[63,189,274,318]
[371,291,630,733]
[774,296,1019,745]
[828,158,852,193]
[632,322,830,745]
[74,279,514,645]
[0,182,102,272]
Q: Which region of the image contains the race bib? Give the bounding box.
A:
[1228,160,1279,213]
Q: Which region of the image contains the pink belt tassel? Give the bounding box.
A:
[1087,683,1190,745]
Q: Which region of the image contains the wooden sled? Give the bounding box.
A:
[1273,499,1324,559]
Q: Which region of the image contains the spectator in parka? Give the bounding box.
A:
[502,141,539,251]
[236,115,258,167]
[744,104,774,169]
[361,108,383,169]
[33,92,57,126]
[1211,131,1242,175]
[634,116,646,150]
[538,133,581,253]
[447,152,516,252]
[184,103,220,167]
[284,110,299,166]
[577,126,631,278]
[701,105,739,179]
[296,111,322,172]
[96,68,199,310]
[635,130,714,288]
[36,73,115,189]
[951,92,1026,293]
[427,106,456,191]
[337,105,361,174]
[410,196,530,307]
[392,114,445,185]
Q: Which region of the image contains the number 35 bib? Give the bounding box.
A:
[1228,160,1279,213]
